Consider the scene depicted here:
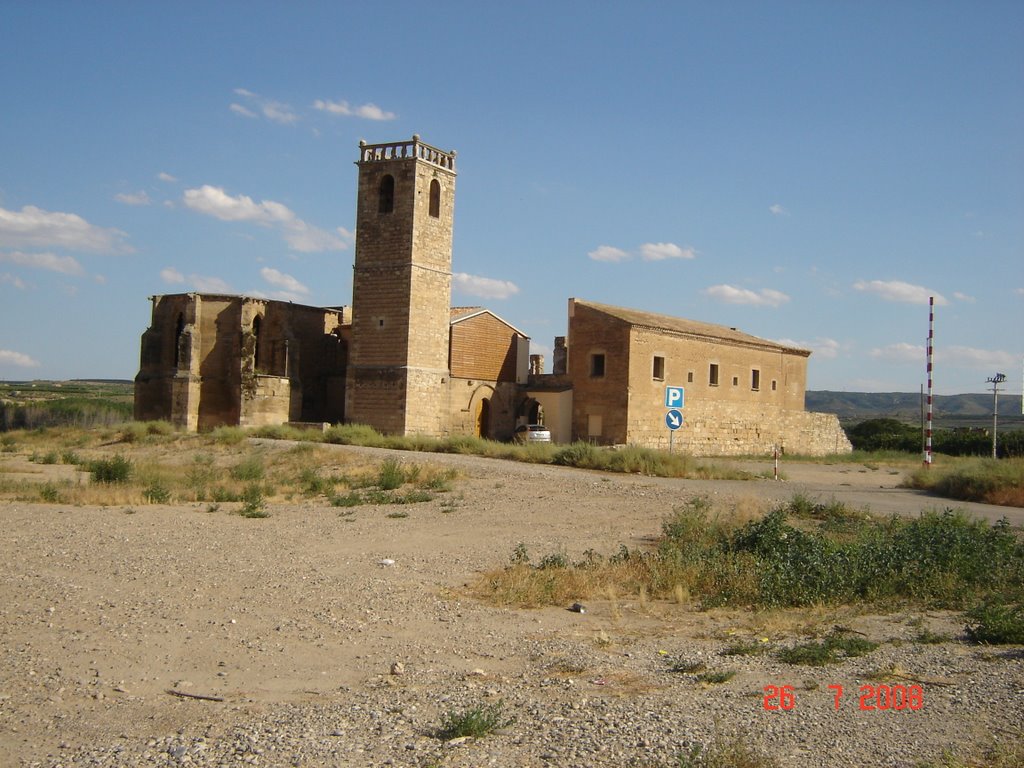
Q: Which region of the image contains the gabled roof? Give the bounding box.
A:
[450,306,529,339]
[571,298,810,356]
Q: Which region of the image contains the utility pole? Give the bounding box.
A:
[986,373,1006,459]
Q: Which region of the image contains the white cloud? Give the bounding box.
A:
[0,250,84,275]
[775,337,839,358]
[0,349,40,368]
[160,267,185,284]
[869,342,923,363]
[114,191,151,206]
[159,266,230,293]
[1015,288,1024,297]
[769,203,788,216]
[639,242,696,261]
[182,185,350,252]
[190,274,232,293]
[0,204,131,253]
[703,284,790,307]
[588,245,630,263]
[230,102,258,118]
[953,292,975,303]
[260,267,310,299]
[157,172,177,183]
[312,99,397,121]
[232,88,298,124]
[1,272,28,290]
[853,279,947,306]
[868,343,1015,370]
[941,346,1017,369]
[452,272,519,300]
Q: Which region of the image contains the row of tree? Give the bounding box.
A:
[845,418,1023,458]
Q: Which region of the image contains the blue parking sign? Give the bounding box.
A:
[664,386,685,408]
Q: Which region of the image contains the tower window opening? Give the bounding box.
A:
[709,363,719,386]
[174,313,184,368]
[252,315,262,371]
[378,174,395,213]
[429,179,441,218]
[590,353,606,378]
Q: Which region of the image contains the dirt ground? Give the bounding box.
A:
[1,443,1022,767]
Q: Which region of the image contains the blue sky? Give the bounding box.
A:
[1,1,1021,396]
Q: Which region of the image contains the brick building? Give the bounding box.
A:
[135,135,849,455]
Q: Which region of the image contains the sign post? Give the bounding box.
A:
[664,385,685,453]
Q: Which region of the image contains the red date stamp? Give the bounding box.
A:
[763,684,924,711]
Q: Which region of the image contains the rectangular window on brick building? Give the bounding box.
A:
[687,371,694,383]
[653,355,665,381]
[709,363,719,386]
[752,369,760,391]
[590,353,605,378]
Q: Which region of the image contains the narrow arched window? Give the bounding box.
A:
[378,174,394,213]
[429,179,441,218]
[252,315,262,371]
[173,313,184,368]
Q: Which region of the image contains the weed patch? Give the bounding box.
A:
[777,631,879,666]
[436,701,514,741]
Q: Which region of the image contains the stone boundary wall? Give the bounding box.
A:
[632,401,851,457]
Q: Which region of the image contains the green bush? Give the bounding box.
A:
[238,483,268,518]
[230,456,265,481]
[143,482,171,504]
[89,455,132,484]
[376,458,406,490]
[965,601,1024,644]
[553,441,601,468]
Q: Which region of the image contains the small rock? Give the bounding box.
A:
[390,662,405,675]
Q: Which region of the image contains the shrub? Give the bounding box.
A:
[230,457,265,481]
[89,455,132,484]
[376,458,406,490]
[553,441,601,468]
[323,423,384,446]
[143,482,171,504]
[238,483,269,518]
[39,482,63,503]
[777,631,879,666]
[965,601,1024,644]
[436,701,514,740]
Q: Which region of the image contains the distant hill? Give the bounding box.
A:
[808,390,1024,428]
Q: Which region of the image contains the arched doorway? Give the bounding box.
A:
[476,397,491,438]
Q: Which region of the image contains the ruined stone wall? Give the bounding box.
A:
[136,294,348,431]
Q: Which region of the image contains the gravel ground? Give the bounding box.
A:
[1,443,1022,767]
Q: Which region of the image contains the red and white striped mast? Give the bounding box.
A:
[924,296,935,467]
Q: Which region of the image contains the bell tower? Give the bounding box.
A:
[346,135,456,435]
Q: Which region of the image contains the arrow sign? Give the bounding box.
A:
[664,386,685,408]
[665,408,683,430]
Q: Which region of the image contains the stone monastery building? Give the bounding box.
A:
[135,136,850,456]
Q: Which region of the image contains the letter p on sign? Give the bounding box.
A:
[664,386,685,409]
